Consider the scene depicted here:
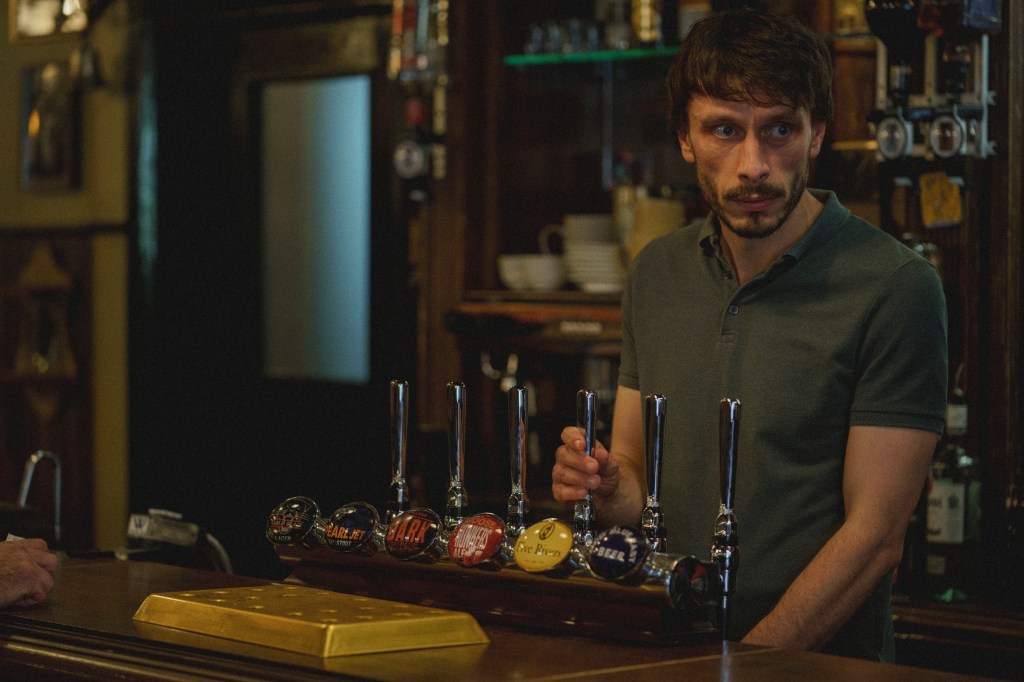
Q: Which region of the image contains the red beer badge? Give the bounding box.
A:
[448,513,506,567]
[385,508,443,561]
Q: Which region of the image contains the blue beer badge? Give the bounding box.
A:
[586,525,648,582]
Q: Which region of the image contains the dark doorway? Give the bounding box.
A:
[130,4,413,578]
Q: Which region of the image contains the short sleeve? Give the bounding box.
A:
[850,258,948,434]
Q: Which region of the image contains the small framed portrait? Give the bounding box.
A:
[19,60,81,190]
[10,0,88,40]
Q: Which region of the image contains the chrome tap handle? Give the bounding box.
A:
[712,397,741,640]
[572,389,598,546]
[640,394,667,552]
[505,385,530,540]
[444,381,468,530]
[384,379,410,523]
[719,398,740,512]
[19,450,61,544]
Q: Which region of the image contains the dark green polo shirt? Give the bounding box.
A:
[618,190,947,660]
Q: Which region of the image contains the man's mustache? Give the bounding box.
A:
[724,184,785,201]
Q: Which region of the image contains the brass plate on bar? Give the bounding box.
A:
[133,583,489,657]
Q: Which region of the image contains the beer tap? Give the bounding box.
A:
[445,381,515,570]
[711,398,740,640]
[447,510,510,569]
[586,524,718,613]
[640,394,668,552]
[572,389,598,547]
[265,496,326,549]
[444,381,468,531]
[384,379,410,523]
[515,517,586,577]
[385,506,448,563]
[323,501,388,556]
[505,385,530,541]
[444,384,514,570]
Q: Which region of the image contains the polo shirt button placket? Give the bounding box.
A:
[727,304,739,315]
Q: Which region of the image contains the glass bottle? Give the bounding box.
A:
[1005,465,1024,607]
[925,366,980,602]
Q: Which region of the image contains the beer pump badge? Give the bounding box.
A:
[266,496,320,546]
[324,502,379,553]
[447,513,505,567]
[514,519,574,573]
[587,526,647,582]
[385,508,442,560]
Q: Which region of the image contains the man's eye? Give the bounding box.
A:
[712,124,736,138]
[770,124,791,137]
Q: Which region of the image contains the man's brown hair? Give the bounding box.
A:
[667,6,834,134]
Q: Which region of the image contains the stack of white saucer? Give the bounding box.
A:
[546,214,626,294]
[563,241,626,293]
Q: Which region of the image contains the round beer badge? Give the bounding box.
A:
[323,501,381,554]
[514,519,574,573]
[587,525,648,582]
[385,507,442,561]
[265,496,320,546]
[447,513,505,567]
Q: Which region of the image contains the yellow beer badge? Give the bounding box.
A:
[514,519,574,573]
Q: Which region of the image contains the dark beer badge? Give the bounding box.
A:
[324,502,381,554]
[385,507,443,561]
[447,513,505,567]
[265,496,321,546]
[587,526,648,582]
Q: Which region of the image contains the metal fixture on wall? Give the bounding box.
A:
[70,0,119,90]
[866,0,1001,162]
[389,0,450,197]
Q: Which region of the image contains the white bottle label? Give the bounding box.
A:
[927,479,966,544]
[946,402,968,436]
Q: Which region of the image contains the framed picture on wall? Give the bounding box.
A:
[19,60,81,190]
[9,0,88,40]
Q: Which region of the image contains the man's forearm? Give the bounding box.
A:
[741,521,902,650]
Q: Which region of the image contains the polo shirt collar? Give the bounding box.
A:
[783,190,846,261]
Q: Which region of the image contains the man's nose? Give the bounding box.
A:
[736,136,770,183]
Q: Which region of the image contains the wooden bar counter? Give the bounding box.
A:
[0,556,990,681]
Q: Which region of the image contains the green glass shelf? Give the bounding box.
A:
[504,46,677,67]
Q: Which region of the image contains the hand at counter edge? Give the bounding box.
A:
[0,537,57,609]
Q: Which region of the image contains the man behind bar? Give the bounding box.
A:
[551,6,947,660]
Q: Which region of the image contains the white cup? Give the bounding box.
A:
[539,214,616,254]
[498,254,566,292]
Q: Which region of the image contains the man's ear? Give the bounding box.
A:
[809,120,827,159]
[678,128,695,163]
